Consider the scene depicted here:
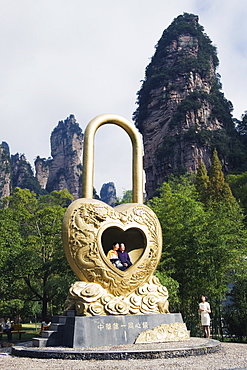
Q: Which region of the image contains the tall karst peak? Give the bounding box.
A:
[134,13,240,198]
[100,182,117,207]
[0,116,117,204]
[44,114,83,199]
[0,142,11,198]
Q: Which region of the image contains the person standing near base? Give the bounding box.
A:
[198,294,211,338]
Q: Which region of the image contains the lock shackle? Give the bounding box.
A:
[82,113,143,203]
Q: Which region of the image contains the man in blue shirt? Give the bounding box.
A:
[118,243,132,270]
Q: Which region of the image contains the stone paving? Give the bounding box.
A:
[0,340,246,369]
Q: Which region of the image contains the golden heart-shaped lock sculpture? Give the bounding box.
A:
[63,114,169,316]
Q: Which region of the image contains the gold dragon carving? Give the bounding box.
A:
[62,114,170,317]
[63,199,169,316]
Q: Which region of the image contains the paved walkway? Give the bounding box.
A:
[0,342,246,369]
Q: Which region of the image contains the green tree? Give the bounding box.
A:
[196,149,236,209]
[208,149,236,205]
[1,188,75,320]
[149,175,246,336]
[227,172,247,216]
[195,161,209,204]
[0,208,22,310]
[115,190,133,205]
[236,111,247,138]
[222,268,247,341]
[149,177,207,332]
[195,151,246,337]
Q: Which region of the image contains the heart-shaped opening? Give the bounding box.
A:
[101,226,146,265]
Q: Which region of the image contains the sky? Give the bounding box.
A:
[1,0,247,197]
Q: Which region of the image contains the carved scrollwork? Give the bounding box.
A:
[64,276,169,316]
[135,322,190,343]
[63,198,163,296]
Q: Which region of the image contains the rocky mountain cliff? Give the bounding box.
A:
[134,13,245,198]
[0,142,42,199]
[100,182,117,207]
[0,115,117,204]
[35,114,83,199]
[0,115,84,200]
[0,142,11,198]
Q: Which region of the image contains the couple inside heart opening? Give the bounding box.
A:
[106,242,132,271]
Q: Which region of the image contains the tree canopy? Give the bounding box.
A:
[149,159,247,336]
[0,188,75,320]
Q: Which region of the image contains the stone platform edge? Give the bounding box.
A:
[11,338,221,360]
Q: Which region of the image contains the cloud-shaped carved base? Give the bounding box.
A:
[64,275,169,316]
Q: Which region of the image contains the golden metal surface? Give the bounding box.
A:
[63,114,167,315]
[82,113,143,203]
[63,198,162,296]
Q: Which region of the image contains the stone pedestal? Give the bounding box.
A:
[41,312,187,348]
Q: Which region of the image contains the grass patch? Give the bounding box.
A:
[22,322,42,331]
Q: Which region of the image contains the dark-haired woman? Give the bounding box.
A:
[106,243,124,270]
[198,295,211,338]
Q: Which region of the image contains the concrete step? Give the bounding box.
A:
[51,315,67,324]
[41,330,55,338]
[49,323,64,331]
[32,337,48,347]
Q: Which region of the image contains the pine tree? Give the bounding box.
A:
[195,161,209,204]
[227,172,247,215]
[208,149,236,205]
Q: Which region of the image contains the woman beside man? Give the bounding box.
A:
[107,242,132,271]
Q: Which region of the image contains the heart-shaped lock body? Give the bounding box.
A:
[63,114,168,316]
